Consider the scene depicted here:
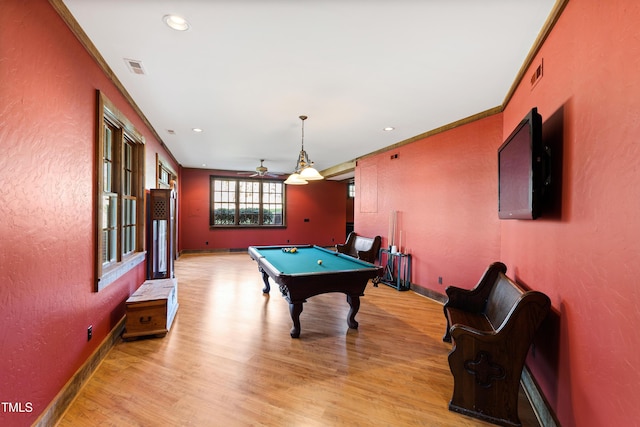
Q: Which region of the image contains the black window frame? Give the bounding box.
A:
[210,176,286,228]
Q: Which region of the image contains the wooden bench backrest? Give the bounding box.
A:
[484,273,524,330]
[336,232,381,263]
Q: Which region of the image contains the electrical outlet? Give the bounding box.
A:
[438,276,443,285]
[87,325,93,341]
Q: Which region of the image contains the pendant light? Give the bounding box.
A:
[285,115,324,185]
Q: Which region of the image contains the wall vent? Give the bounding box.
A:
[124,58,146,75]
[530,58,543,88]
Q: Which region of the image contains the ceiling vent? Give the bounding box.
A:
[124,58,146,75]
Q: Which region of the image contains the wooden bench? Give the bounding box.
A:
[335,232,381,264]
[442,262,550,427]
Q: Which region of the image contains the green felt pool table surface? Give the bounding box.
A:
[249,245,375,275]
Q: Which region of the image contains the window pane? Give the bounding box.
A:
[103,125,112,161]
[123,224,135,254]
[103,124,114,192]
[214,203,236,224]
[239,203,259,224]
[123,141,133,195]
[263,205,283,225]
[103,162,112,194]
[102,229,117,265]
[238,179,260,224]
[124,142,132,169]
[102,195,115,228]
[262,181,284,225]
[213,179,237,224]
[108,229,117,262]
[123,198,133,225]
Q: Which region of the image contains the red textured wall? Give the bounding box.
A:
[0,2,177,426]
[5,1,639,426]
[501,1,640,426]
[355,114,503,291]
[179,168,347,250]
[356,2,640,425]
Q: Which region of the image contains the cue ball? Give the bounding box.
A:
[317,260,322,265]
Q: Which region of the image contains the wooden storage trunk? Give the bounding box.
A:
[123,278,179,340]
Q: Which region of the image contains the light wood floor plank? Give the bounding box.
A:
[57,253,540,426]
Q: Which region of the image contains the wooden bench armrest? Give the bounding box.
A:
[445,285,486,312]
[335,243,349,253]
[450,323,500,342]
[356,248,376,263]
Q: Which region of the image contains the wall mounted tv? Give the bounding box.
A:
[498,107,546,219]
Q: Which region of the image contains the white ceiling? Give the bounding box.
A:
[61,0,556,179]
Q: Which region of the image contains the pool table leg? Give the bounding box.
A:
[346,294,361,329]
[289,302,303,338]
[259,269,271,293]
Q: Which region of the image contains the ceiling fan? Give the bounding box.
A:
[237,159,281,178]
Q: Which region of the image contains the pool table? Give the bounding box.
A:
[248,245,382,338]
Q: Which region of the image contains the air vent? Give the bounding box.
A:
[124,58,146,75]
[530,58,543,88]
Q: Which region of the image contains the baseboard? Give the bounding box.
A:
[33,316,126,426]
[180,248,248,255]
[410,284,447,304]
[521,365,559,427]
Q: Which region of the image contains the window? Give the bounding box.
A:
[210,177,285,227]
[348,181,355,198]
[156,153,177,189]
[96,91,145,291]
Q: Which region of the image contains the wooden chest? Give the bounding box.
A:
[123,278,179,340]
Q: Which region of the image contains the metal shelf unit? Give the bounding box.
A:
[377,248,411,291]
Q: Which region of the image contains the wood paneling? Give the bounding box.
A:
[57,253,539,426]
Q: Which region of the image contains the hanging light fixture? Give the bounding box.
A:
[285,115,324,185]
[283,172,308,185]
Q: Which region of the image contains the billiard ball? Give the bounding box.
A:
[317,260,322,265]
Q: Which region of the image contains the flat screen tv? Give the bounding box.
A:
[498,107,544,219]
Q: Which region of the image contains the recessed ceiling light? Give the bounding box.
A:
[163,14,190,31]
[192,128,203,133]
[383,127,395,131]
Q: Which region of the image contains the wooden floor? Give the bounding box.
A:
[57,253,541,427]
